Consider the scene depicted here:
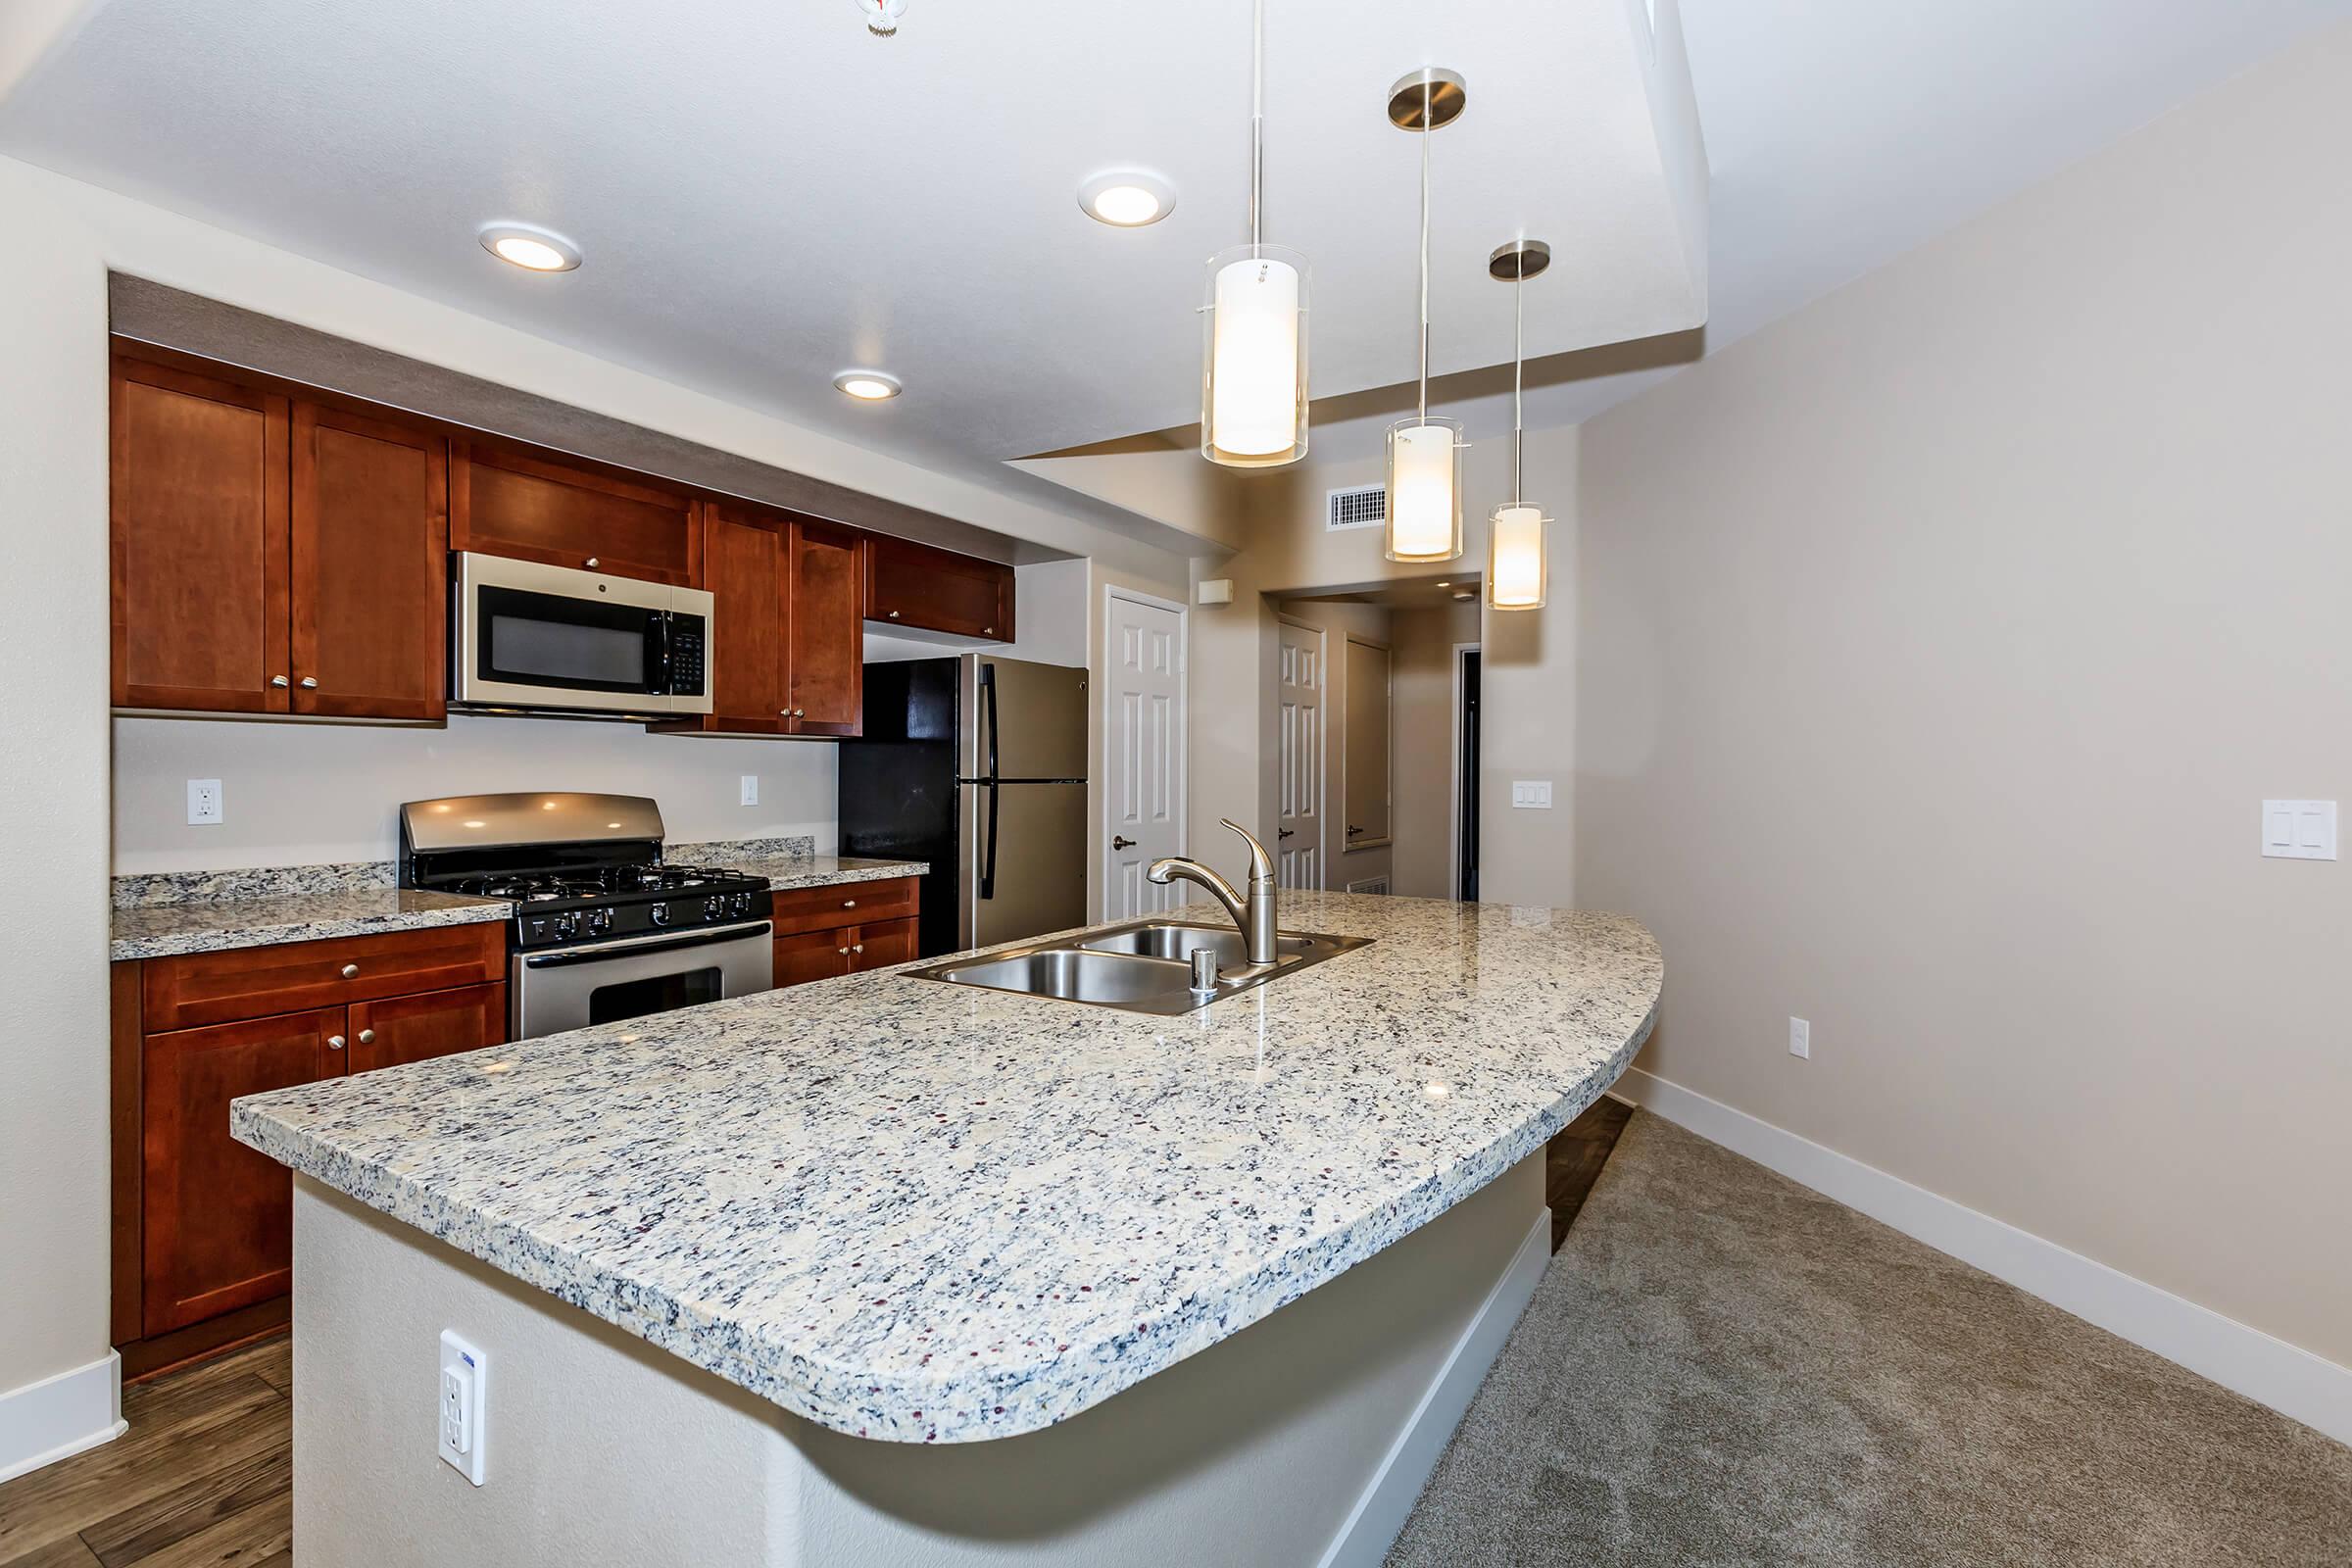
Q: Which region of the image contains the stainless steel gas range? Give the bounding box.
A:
[400,792,772,1040]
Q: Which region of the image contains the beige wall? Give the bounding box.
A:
[1391,601,1482,899]
[1574,30,2352,1366]
[0,159,111,1406]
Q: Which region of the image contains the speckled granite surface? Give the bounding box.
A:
[113,860,395,907]
[662,839,926,889]
[231,892,1660,1445]
[112,887,512,962]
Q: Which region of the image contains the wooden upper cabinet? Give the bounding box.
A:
[697,504,787,733]
[864,535,1014,642]
[140,1007,342,1336]
[451,440,700,587]
[788,521,865,736]
[112,357,291,712]
[291,404,449,721]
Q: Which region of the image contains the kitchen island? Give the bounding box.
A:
[232,891,1660,1566]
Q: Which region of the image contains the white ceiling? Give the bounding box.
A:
[1302,0,2352,462]
[5,0,2348,523]
[0,0,1700,486]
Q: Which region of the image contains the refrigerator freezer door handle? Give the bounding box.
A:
[980,662,1001,785]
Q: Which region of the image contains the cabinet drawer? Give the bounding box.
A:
[770,877,917,936]
[143,922,508,1032]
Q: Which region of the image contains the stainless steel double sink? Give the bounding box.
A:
[906,919,1372,1015]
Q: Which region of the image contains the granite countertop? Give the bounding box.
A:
[230,891,1661,1444]
[111,886,512,962]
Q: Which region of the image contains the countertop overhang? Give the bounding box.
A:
[230,891,1661,1444]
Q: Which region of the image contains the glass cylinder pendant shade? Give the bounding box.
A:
[1201,244,1310,467]
[1486,503,1548,611]
[1384,416,1464,562]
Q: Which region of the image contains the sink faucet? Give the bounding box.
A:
[1149,818,1280,967]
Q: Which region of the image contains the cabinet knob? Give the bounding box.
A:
[358,1028,375,1044]
[887,610,901,619]
[843,899,856,907]
[837,947,850,956]
[341,962,361,979]
[299,676,318,689]
[793,709,806,718]
[851,943,864,955]
[585,557,600,568]
[327,1034,346,1051]
[984,627,995,636]
[270,675,290,688]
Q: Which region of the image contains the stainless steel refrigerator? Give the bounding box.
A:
[837,654,1088,957]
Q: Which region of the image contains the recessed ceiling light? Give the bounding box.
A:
[478,222,581,272]
[834,370,903,401]
[1079,170,1176,227]
[1434,580,1450,588]
[1451,590,1475,601]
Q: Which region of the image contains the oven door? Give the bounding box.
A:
[453,552,681,714]
[511,920,774,1040]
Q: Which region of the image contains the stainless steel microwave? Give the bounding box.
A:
[450,553,714,717]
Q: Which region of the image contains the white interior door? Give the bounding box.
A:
[1277,618,1324,890]
[1104,591,1186,919]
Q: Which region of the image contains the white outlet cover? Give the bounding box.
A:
[438,1330,488,1486]
[740,774,760,807]
[1788,1017,1810,1059]
[186,779,222,825]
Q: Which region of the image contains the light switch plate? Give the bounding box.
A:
[2261,801,2336,861]
[1510,780,1553,809]
[739,774,760,807]
[1788,1017,1810,1059]
[438,1330,488,1486]
[186,780,222,826]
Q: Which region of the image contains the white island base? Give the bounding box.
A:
[290,1155,1551,1568]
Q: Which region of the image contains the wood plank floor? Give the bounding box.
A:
[0,1097,1635,1566]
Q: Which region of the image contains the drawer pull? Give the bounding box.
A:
[327,1034,346,1051]
[341,962,362,979]
[299,676,318,689]
[358,1028,375,1044]
[270,675,289,688]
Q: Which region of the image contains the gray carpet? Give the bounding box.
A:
[1388,1110,2352,1567]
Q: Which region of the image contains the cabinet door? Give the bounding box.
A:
[348,983,507,1074]
[699,505,786,733]
[291,403,449,720]
[774,927,854,988]
[111,357,291,712]
[141,1007,342,1336]
[451,440,699,586]
[847,917,919,971]
[863,535,1013,641]
[788,522,864,736]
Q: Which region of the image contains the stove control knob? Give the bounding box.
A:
[589,908,612,934]
[733,892,753,916]
[649,904,670,926]
[554,912,577,938]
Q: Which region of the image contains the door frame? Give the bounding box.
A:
[1100,583,1190,916]
[1274,613,1328,890]
[1451,641,1481,903]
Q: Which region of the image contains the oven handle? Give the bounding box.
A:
[519,919,772,968]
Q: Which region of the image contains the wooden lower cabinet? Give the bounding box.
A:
[114,933,511,1371]
[769,882,921,990]
[774,927,854,987]
[138,1007,342,1338]
[851,917,919,969]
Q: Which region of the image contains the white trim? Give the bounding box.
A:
[1448,641,1479,901]
[1613,1067,2352,1446]
[0,1351,125,1484]
[1275,613,1328,890]
[1317,1206,1552,1568]
[1100,583,1189,920]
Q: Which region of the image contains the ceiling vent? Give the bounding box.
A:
[1326,483,1387,532]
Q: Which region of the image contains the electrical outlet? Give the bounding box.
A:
[1788,1017,1810,1059]
[739,774,760,808]
[438,1330,488,1486]
[186,780,222,826]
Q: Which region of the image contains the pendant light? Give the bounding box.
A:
[1383,68,1468,563]
[1201,0,1309,467]
[1486,238,1551,611]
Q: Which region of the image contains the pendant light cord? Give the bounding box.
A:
[1511,263,1524,505]
[1250,0,1264,257]
[1417,80,1432,423]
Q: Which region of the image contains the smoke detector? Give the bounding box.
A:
[855,0,906,35]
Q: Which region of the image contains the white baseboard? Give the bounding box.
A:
[1612,1067,2352,1446]
[1319,1205,1553,1568]
[0,1350,125,1484]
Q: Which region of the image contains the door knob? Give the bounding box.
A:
[327,1034,346,1051]
[1112,835,1136,850]
[1278,829,1295,839]
[299,676,318,689]
[341,963,361,978]
[358,1028,375,1044]
[270,675,289,688]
